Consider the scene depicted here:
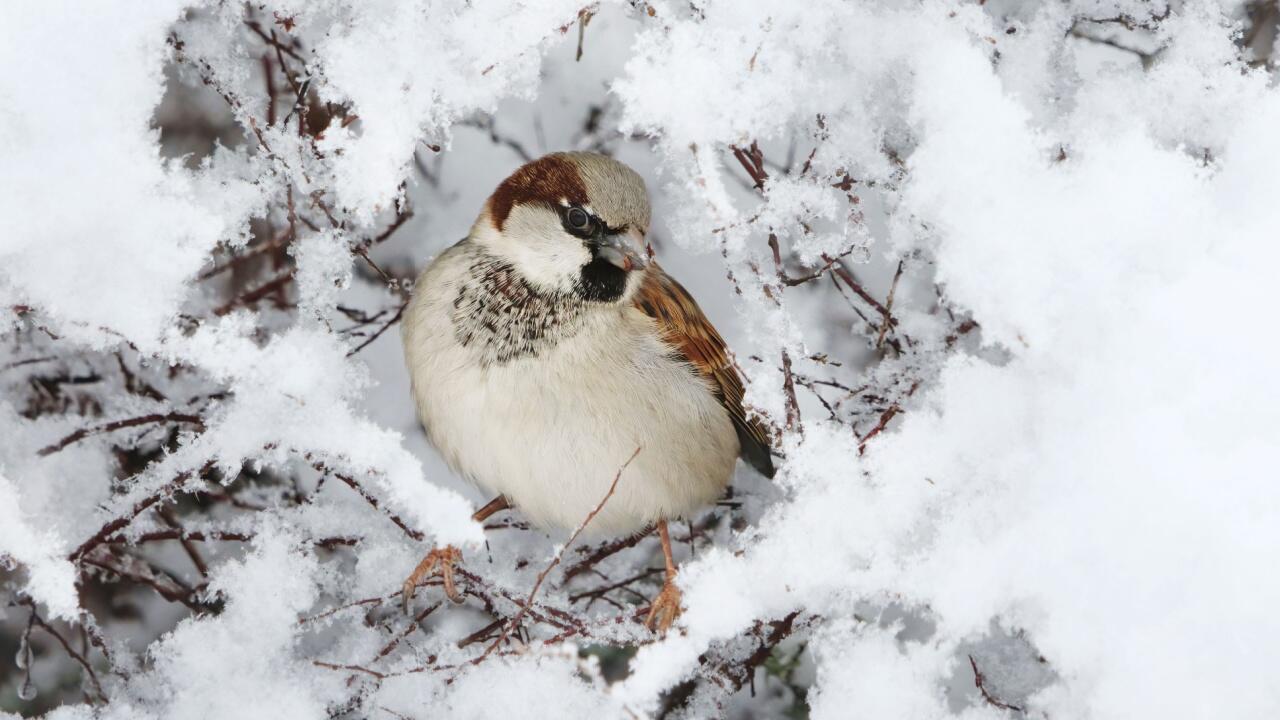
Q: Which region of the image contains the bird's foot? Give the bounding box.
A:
[401,545,463,612]
[645,573,683,634]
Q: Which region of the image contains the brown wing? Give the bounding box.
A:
[632,265,775,478]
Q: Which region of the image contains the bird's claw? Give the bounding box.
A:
[645,576,683,634]
[401,545,463,613]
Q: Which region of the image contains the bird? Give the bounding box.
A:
[399,151,774,631]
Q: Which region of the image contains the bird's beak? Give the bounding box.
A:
[595,229,648,272]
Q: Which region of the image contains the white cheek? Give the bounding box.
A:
[511,237,589,294]
[473,209,588,295]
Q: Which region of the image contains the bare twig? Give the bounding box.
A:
[875,260,904,348]
[562,526,653,584]
[331,472,425,542]
[38,412,205,456]
[80,551,211,612]
[157,507,209,578]
[475,447,642,663]
[69,468,205,561]
[313,660,387,680]
[212,269,297,316]
[19,599,108,703]
[198,227,293,281]
[969,655,1026,713]
[373,602,441,662]
[780,350,802,433]
[569,567,662,606]
[1,355,57,372]
[857,381,919,453]
[827,259,893,320]
[347,298,409,357]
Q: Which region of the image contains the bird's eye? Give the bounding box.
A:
[566,206,591,232]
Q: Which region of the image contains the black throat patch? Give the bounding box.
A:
[451,254,587,366]
[576,255,629,303]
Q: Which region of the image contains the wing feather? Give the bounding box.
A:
[632,266,775,478]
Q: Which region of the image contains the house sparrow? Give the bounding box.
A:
[400,152,774,631]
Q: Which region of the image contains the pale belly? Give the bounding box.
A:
[407,315,738,536]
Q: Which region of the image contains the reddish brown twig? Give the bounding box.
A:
[373,602,442,662]
[312,660,387,680]
[474,447,641,664]
[38,412,205,456]
[213,269,296,316]
[1,355,57,372]
[826,259,893,319]
[731,142,768,190]
[135,529,253,543]
[198,227,293,281]
[562,526,653,584]
[298,595,389,626]
[569,567,663,607]
[331,472,425,542]
[69,468,204,561]
[157,507,209,578]
[876,260,904,348]
[969,655,1026,713]
[365,207,415,248]
[780,350,802,433]
[346,298,408,357]
[134,529,357,547]
[244,18,305,64]
[80,551,211,613]
[721,610,801,694]
[455,617,507,649]
[857,381,920,453]
[20,599,107,703]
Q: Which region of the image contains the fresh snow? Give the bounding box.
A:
[2,1,1277,718]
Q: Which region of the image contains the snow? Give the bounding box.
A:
[0,475,79,622]
[379,648,620,720]
[135,526,345,720]
[2,0,1279,718]
[272,0,587,223]
[807,626,951,720]
[0,2,266,347]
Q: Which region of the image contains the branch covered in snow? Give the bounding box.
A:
[2,1,1279,718]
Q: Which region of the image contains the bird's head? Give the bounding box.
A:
[471,152,651,304]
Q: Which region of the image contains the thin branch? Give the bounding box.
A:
[331,472,425,542]
[475,447,641,664]
[731,141,768,190]
[462,115,534,162]
[347,298,409,357]
[826,259,892,319]
[857,381,919,453]
[373,602,441,662]
[875,260,904,349]
[80,552,211,612]
[365,207,415,248]
[569,567,662,605]
[780,350,802,433]
[562,526,653,584]
[198,227,293,281]
[1,355,57,372]
[212,269,296,316]
[21,599,107,703]
[38,412,204,456]
[313,660,387,680]
[69,469,202,561]
[157,507,209,578]
[969,655,1026,713]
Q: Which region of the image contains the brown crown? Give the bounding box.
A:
[488,154,590,231]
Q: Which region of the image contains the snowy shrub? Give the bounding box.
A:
[2,1,1278,718]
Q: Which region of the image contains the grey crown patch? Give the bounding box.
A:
[450,254,586,366]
